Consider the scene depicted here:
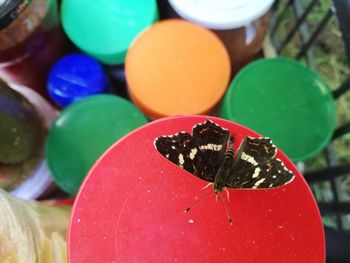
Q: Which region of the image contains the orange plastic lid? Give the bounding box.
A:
[126,19,231,119]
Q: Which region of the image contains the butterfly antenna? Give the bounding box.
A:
[185,191,212,213]
[217,194,233,225]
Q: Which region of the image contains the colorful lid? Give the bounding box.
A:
[45,95,148,195]
[47,53,109,107]
[168,0,275,29]
[126,19,231,119]
[61,0,158,65]
[221,57,336,162]
[69,115,325,262]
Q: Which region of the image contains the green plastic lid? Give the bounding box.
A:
[45,95,148,195]
[61,0,158,65]
[221,57,336,162]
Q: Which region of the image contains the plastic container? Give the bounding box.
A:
[0,0,69,98]
[69,115,325,262]
[47,53,109,107]
[221,57,336,162]
[61,0,158,65]
[126,19,231,119]
[0,81,57,200]
[45,95,148,195]
[167,0,274,72]
[0,188,71,262]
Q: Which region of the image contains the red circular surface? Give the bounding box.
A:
[69,115,325,262]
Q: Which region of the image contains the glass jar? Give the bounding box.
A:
[166,0,274,73]
[0,0,69,97]
[0,81,58,199]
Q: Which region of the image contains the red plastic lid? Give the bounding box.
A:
[69,115,325,262]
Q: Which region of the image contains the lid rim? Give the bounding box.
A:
[61,0,158,65]
[125,19,231,119]
[45,95,148,195]
[168,0,275,29]
[221,57,336,162]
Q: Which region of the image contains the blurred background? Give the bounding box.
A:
[1,0,350,262]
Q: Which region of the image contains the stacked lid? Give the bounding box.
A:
[68,115,325,262]
[45,95,148,195]
[221,58,336,161]
[168,0,275,29]
[61,0,159,64]
[126,19,231,119]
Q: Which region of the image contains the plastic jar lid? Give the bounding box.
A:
[221,57,336,162]
[45,95,148,195]
[47,54,109,107]
[126,19,231,119]
[61,0,158,65]
[68,115,325,262]
[168,0,275,29]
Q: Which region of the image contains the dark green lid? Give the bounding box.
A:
[221,57,336,162]
[45,95,148,195]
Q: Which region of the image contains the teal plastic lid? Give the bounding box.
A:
[45,95,148,195]
[221,57,336,162]
[61,0,158,65]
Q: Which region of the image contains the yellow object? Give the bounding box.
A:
[0,189,71,262]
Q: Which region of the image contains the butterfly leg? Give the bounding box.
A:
[201,182,213,190]
[217,194,233,225]
[185,191,212,212]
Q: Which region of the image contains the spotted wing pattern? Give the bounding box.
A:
[154,120,295,189]
[226,137,295,189]
[154,120,230,182]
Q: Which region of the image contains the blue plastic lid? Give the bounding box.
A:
[47,54,109,107]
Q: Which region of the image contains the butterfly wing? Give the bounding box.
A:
[154,131,198,175]
[192,120,230,180]
[226,137,295,189]
[154,120,230,182]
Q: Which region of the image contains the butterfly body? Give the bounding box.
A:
[154,120,295,194]
[213,144,235,194]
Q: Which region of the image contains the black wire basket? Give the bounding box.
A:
[270,0,350,261]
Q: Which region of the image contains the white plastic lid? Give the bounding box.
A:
[168,0,275,29]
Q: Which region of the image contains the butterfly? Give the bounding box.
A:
[154,120,295,195]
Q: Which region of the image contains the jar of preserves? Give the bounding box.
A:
[166,0,274,73]
[0,0,69,97]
